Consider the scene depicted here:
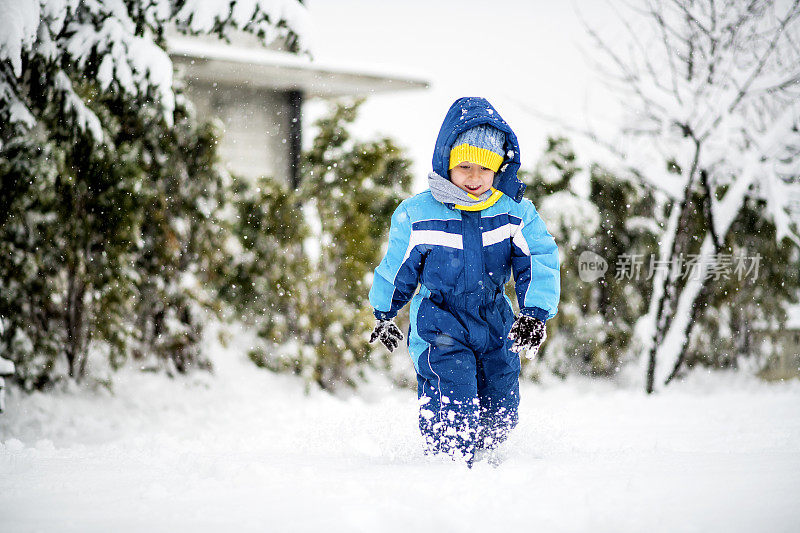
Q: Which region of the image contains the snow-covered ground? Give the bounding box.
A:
[1,325,799,533]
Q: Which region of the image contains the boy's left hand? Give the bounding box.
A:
[508,315,547,356]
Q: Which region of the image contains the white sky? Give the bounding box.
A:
[304,0,624,191]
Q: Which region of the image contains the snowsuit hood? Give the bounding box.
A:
[432,97,526,203]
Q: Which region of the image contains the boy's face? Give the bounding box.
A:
[449,162,495,196]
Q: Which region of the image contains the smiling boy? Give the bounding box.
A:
[368,97,560,465]
[450,161,496,195]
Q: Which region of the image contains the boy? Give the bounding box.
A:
[368,97,560,465]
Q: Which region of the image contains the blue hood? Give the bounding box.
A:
[432,97,526,203]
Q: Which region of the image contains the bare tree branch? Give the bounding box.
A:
[577,4,671,115]
[508,97,628,160]
[701,0,800,140]
[651,0,684,104]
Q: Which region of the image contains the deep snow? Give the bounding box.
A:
[1,324,799,533]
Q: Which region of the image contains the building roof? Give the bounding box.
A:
[167,37,429,97]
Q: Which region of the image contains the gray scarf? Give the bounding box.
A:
[427,171,494,207]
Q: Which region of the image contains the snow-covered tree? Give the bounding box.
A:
[0,0,308,143]
[0,0,309,387]
[683,194,800,372]
[519,138,658,379]
[232,101,413,389]
[299,101,413,387]
[222,173,312,374]
[585,0,800,392]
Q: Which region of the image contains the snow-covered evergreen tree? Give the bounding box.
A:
[299,101,413,388]
[0,0,308,142]
[0,0,308,387]
[519,138,658,379]
[231,101,413,389]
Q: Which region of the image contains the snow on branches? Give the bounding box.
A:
[0,0,309,145]
[584,0,800,391]
[65,3,176,125]
[173,0,309,48]
[0,0,41,77]
[591,0,800,246]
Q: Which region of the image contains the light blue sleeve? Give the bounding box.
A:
[510,199,560,321]
[368,201,424,320]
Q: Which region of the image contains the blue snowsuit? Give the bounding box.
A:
[369,97,560,458]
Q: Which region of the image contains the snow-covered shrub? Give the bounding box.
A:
[681,195,800,374]
[518,137,659,380]
[127,113,228,375]
[521,135,799,383]
[299,101,413,388]
[227,101,413,390]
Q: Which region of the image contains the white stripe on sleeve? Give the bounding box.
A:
[511,220,530,255]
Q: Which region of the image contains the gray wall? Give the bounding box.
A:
[183,81,294,183]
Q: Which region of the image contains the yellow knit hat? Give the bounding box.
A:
[448,124,506,172]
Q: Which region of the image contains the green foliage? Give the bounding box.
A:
[303,102,412,303]
[126,104,229,374]
[227,100,413,389]
[520,137,798,379]
[683,195,800,371]
[0,99,142,386]
[519,138,659,379]
[1,82,410,392]
[0,79,226,388]
[223,174,310,362]
[300,101,412,387]
[0,0,320,390]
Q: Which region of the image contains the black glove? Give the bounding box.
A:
[369,319,404,352]
[508,315,547,355]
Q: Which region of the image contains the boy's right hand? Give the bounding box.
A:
[508,314,547,356]
[369,319,404,352]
